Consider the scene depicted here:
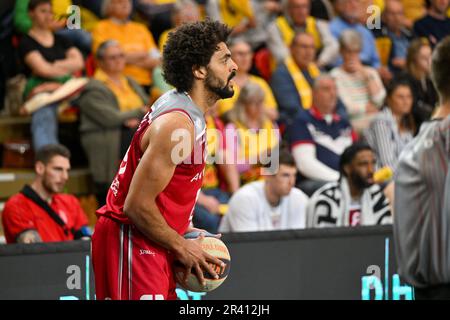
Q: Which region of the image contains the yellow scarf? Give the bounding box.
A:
[284,56,320,110]
[375,37,392,67]
[276,16,322,49]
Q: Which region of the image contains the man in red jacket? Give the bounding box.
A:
[1,144,90,244]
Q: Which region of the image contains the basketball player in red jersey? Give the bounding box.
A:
[91,20,238,300]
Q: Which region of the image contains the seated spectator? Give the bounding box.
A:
[75,40,149,206]
[158,0,200,52]
[266,0,339,68]
[75,0,103,30]
[18,0,84,150]
[310,0,336,20]
[14,0,93,56]
[402,38,438,130]
[372,0,413,78]
[364,78,416,172]
[329,0,381,69]
[401,0,426,29]
[193,105,240,233]
[1,144,91,244]
[233,0,282,50]
[225,82,280,185]
[288,74,355,196]
[270,32,321,124]
[217,38,278,121]
[306,142,392,227]
[413,0,450,47]
[206,0,257,38]
[91,0,161,91]
[331,29,386,132]
[219,149,309,232]
[134,0,177,42]
[0,0,17,115]
[76,3,100,33]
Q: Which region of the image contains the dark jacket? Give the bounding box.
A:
[75,77,148,183]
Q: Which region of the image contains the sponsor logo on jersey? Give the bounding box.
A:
[139,249,156,256]
[190,169,205,182]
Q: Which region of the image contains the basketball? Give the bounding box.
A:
[175,235,231,292]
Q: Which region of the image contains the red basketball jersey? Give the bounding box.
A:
[96,90,207,235]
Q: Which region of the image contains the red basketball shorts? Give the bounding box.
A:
[92,216,178,300]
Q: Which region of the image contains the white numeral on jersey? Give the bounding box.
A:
[140,294,164,300]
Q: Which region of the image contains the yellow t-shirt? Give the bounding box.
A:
[94,69,144,112]
[92,19,159,86]
[52,0,72,19]
[217,75,277,116]
[218,0,254,28]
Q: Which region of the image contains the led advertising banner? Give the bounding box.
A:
[0,226,413,300]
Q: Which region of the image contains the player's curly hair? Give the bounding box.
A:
[162,20,232,93]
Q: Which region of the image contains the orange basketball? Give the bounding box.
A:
[175,236,231,292]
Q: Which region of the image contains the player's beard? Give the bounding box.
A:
[350,171,373,190]
[205,69,236,99]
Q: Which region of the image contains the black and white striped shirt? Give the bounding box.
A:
[364,107,414,171]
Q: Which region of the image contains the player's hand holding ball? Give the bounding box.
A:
[174,230,231,292]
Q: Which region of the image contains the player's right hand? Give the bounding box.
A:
[176,234,225,286]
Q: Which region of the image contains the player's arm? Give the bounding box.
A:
[123,113,224,285]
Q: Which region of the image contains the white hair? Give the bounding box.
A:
[339,29,362,51]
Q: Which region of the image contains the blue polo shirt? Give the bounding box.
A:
[288,107,355,171]
[330,17,381,68]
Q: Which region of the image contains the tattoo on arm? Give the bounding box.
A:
[16,230,43,244]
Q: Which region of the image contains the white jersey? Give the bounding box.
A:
[219,181,309,232]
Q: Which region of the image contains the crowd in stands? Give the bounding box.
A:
[0,0,449,243]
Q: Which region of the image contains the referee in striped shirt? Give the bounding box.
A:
[394,36,450,300]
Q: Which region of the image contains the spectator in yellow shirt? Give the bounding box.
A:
[91,0,161,90]
[206,0,256,37]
